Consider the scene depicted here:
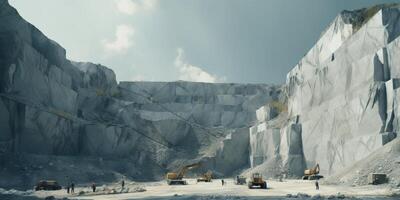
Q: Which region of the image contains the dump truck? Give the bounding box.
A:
[197,170,212,182]
[35,180,62,191]
[248,173,267,189]
[166,163,200,185]
[234,175,246,185]
[302,164,324,180]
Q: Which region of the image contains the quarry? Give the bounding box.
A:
[1,0,400,199]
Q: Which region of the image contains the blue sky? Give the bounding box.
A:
[9,0,399,84]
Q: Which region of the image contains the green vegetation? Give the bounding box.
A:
[111,91,122,98]
[270,100,288,113]
[96,88,106,96]
[352,3,400,33]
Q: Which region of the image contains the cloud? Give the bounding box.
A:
[102,24,134,54]
[115,0,157,15]
[174,48,226,83]
[131,74,146,81]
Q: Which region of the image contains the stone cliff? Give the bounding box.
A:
[249,4,400,178]
[0,0,279,189]
[1,0,399,189]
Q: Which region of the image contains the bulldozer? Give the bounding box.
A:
[166,163,200,185]
[248,173,267,189]
[302,163,324,180]
[196,170,212,182]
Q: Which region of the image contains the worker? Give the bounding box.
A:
[66,185,70,194]
[122,180,125,189]
[91,183,96,192]
[66,175,70,194]
[315,180,319,190]
[71,182,75,193]
[221,179,225,186]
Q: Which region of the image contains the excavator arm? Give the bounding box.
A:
[314,164,320,174]
[177,163,200,179]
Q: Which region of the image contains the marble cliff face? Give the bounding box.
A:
[1,0,400,188]
[249,4,400,177]
[0,0,282,188]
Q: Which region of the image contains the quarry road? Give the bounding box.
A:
[32,179,398,200]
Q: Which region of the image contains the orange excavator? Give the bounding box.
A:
[302,163,324,180]
[166,163,200,185]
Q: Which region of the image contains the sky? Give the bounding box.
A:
[9,0,399,84]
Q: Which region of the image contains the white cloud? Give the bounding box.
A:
[115,0,157,15]
[102,24,134,54]
[174,48,226,83]
[131,74,146,81]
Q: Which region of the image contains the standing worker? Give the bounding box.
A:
[71,182,75,193]
[221,179,224,186]
[91,182,96,193]
[315,180,319,190]
[66,185,70,194]
[66,176,70,194]
[121,179,125,193]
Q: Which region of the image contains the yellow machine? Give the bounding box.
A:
[248,173,267,189]
[196,170,212,182]
[166,163,200,185]
[302,163,324,180]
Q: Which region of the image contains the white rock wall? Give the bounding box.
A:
[286,7,400,175]
[248,6,400,178]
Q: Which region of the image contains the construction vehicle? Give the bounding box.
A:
[302,164,324,180]
[166,163,200,185]
[234,175,246,185]
[35,180,62,191]
[197,170,212,182]
[248,173,267,189]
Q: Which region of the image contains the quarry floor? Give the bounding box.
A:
[28,179,400,200]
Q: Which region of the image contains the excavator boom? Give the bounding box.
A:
[177,163,200,179]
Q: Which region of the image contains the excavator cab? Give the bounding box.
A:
[248,173,267,189]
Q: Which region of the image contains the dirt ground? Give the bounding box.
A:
[27,179,400,200]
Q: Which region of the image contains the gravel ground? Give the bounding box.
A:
[15,179,399,200]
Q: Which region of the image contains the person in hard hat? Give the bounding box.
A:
[315,180,319,190]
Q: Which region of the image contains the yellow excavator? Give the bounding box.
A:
[166,163,200,185]
[196,170,212,182]
[248,173,267,189]
[302,163,324,180]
